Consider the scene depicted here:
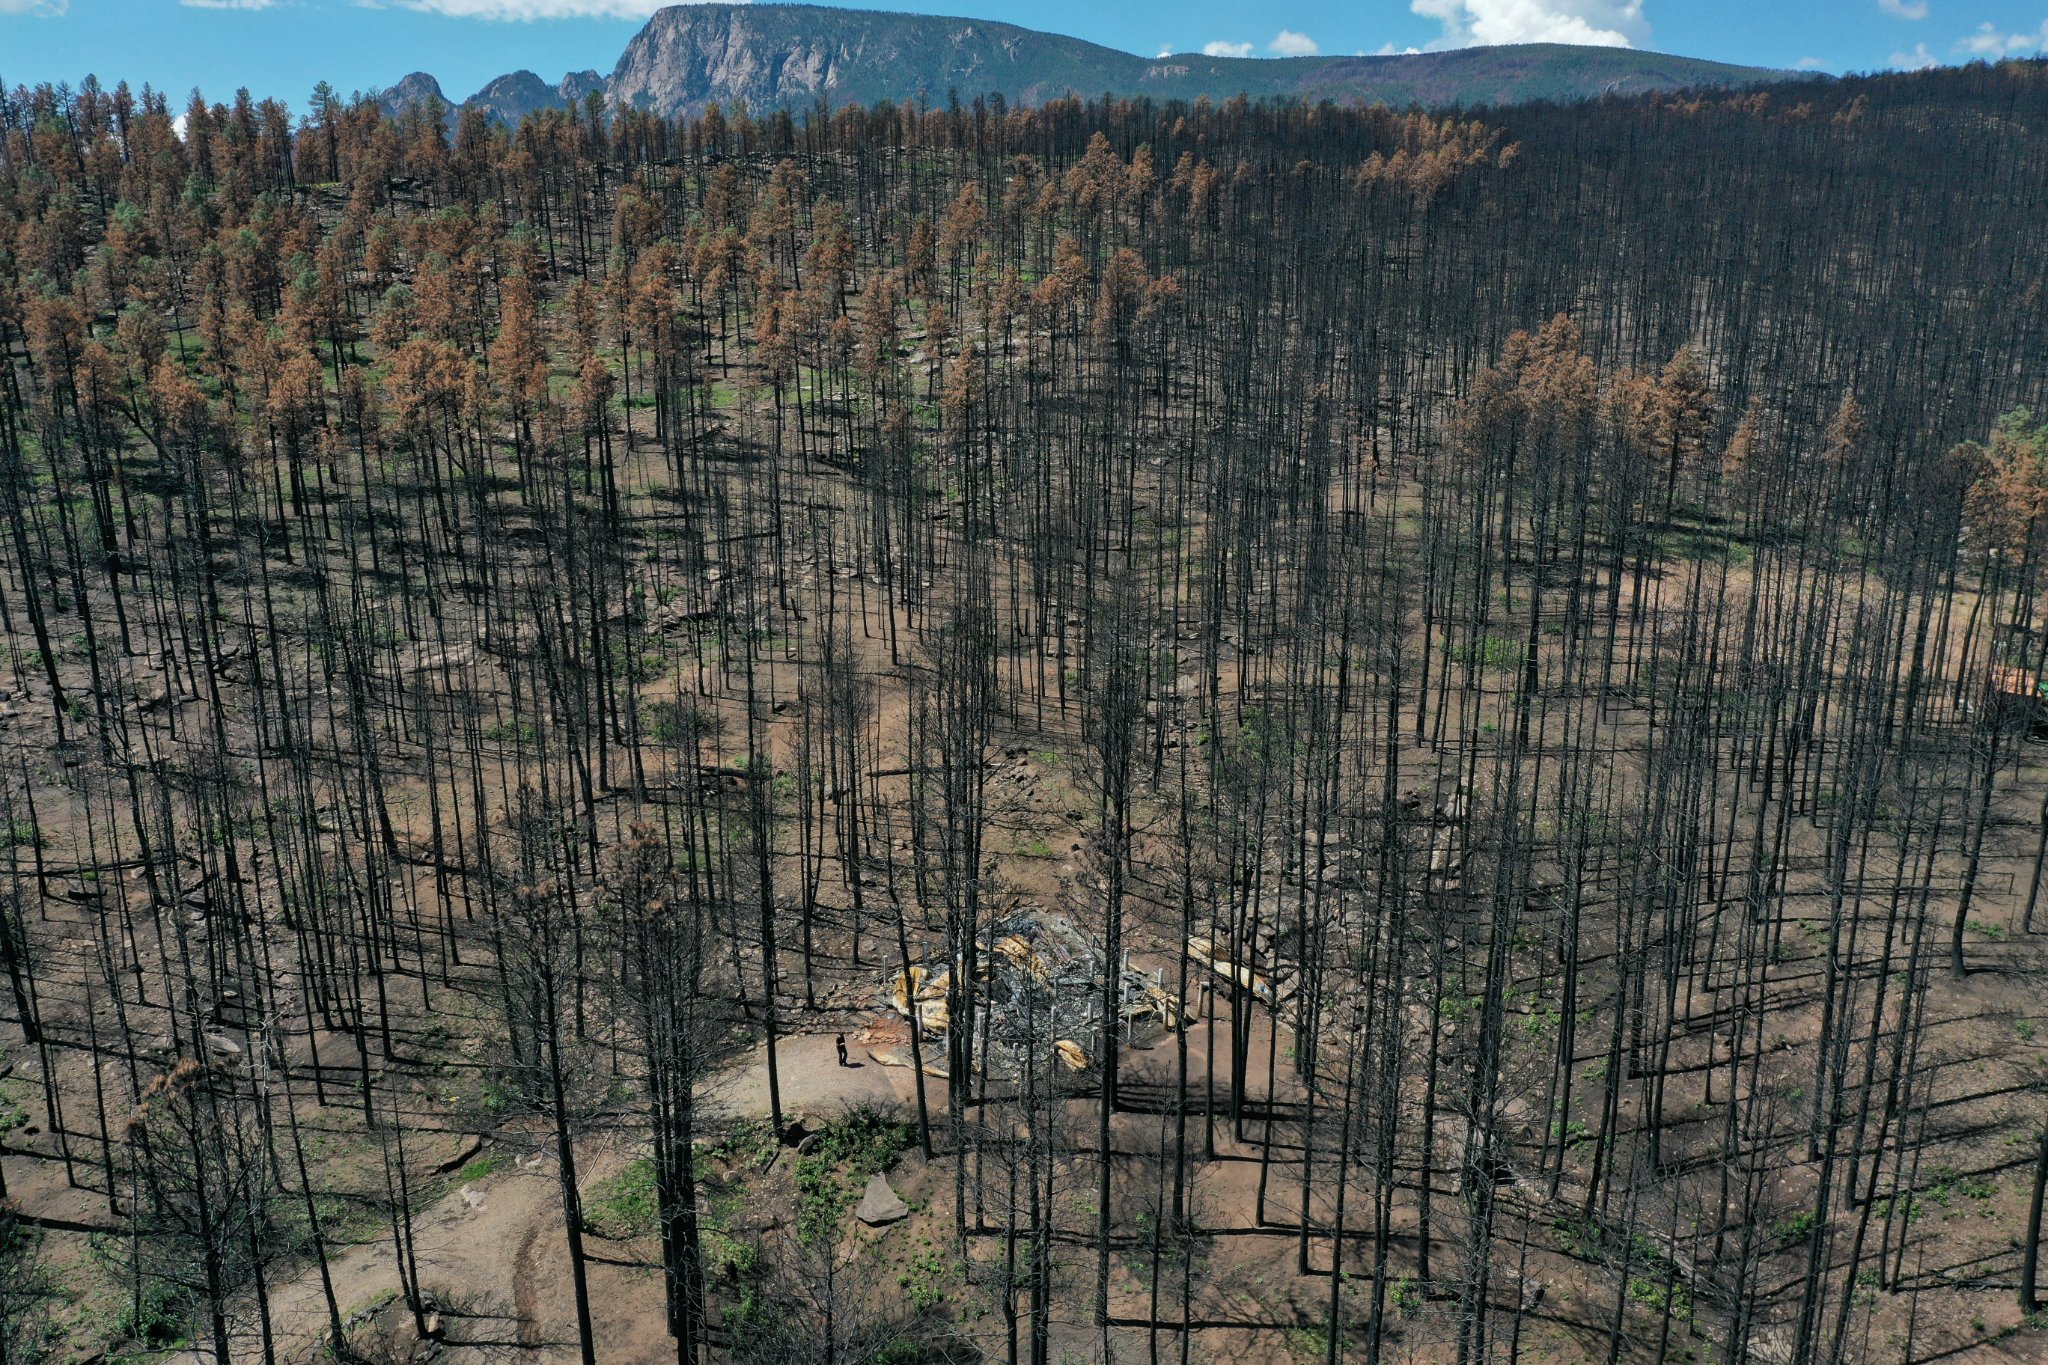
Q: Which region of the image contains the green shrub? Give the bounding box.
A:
[792,1105,913,1246]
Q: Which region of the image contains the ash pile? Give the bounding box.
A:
[884,912,1183,1081]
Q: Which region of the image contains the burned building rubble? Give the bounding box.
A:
[880,911,1183,1080]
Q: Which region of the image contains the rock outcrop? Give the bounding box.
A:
[606,3,1114,117]
[558,70,607,107]
[375,72,449,122]
[466,69,610,126]
[465,70,560,125]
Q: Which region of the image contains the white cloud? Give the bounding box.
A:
[1959,20,2048,56]
[1410,0,1647,49]
[182,0,279,9]
[0,0,68,14]
[391,0,702,18]
[1889,41,1938,67]
[1156,45,1173,58]
[1269,29,1320,56]
[1203,40,1255,58]
[1794,55,1826,69]
[1877,0,1928,19]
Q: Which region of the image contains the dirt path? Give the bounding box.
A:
[513,1218,544,1355]
[162,1135,635,1365]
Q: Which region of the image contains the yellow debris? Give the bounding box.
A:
[890,966,951,1018]
[993,934,1048,981]
[1185,935,1276,1005]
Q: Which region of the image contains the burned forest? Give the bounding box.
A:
[1,53,2048,1365]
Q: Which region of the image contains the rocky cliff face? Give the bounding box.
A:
[607,6,880,115]
[605,3,1132,116]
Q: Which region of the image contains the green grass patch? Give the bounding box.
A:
[1458,634,1525,671]
[584,1156,661,1240]
[457,1153,505,1183]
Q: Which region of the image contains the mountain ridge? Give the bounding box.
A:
[379,2,1809,125]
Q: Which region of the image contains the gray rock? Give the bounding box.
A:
[855,1173,908,1226]
[558,70,606,105]
[375,73,449,122]
[464,70,559,125]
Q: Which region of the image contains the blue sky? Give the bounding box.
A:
[2,1,2044,110]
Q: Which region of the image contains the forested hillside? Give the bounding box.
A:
[0,54,2046,1365]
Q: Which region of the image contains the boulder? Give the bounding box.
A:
[855,1173,909,1226]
